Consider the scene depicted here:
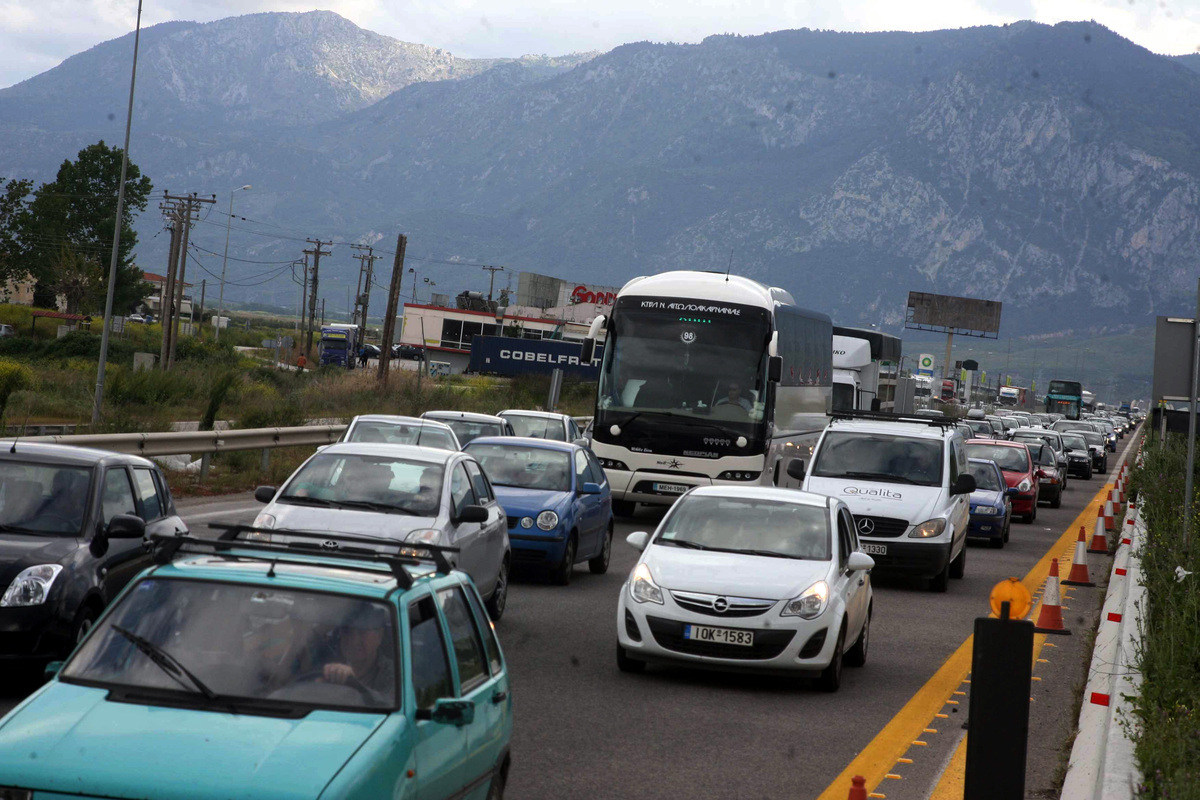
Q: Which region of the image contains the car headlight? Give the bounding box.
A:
[973,506,999,516]
[536,511,559,531]
[1017,478,1032,492]
[520,516,534,529]
[781,580,829,619]
[629,562,663,605]
[1,565,64,607]
[249,513,276,541]
[909,518,947,538]
[401,529,444,559]
[0,788,32,800]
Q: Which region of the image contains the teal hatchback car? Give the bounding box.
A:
[0,526,513,800]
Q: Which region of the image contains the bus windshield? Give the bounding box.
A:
[597,300,771,424]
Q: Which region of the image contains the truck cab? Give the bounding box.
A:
[832,335,874,411]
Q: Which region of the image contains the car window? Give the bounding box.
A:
[132,468,163,520]
[102,468,138,525]
[0,461,91,535]
[835,509,851,569]
[1039,446,1057,467]
[437,587,490,694]
[947,442,959,485]
[450,464,477,519]
[463,460,493,504]
[656,495,830,560]
[964,444,1029,472]
[842,509,860,552]
[505,414,566,441]
[465,444,572,491]
[464,583,504,676]
[281,453,445,516]
[574,450,589,487]
[967,461,1002,491]
[584,452,606,486]
[409,596,454,710]
[153,470,173,514]
[569,420,581,440]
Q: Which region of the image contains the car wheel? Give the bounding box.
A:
[1003,517,1011,543]
[1084,465,1093,480]
[589,524,613,575]
[486,557,509,621]
[950,544,966,578]
[612,500,637,518]
[616,643,646,673]
[989,534,1004,549]
[845,606,870,668]
[1050,490,1061,509]
[485,763,507,800]
[72,604,100,649]
[1030,502,1038,522]
[552,534,577,586]
[817,626,845,692]
[929,559,950,592]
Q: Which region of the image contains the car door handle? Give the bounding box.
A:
[491,690,507,705]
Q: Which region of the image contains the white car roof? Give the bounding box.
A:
[316,442,460,465]
[421,410,507,425]
[826,420,955,441]
[498,409,571,421]
[349,415,455,431]
[684,484,832,508]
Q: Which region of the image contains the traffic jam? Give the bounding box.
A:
[0,271,1143,799]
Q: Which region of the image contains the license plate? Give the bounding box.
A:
[683,624,754,646]
[653,482,689,495]
[861,543,887,556]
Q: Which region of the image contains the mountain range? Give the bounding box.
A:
[1,11,1198,336]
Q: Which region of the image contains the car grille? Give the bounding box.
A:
[855,515,909,538]
[511,549,546,564]
[506,516,522,529]
[645,616,794,660]
[670,590,776,618]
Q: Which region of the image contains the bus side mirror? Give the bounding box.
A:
[768,356,782,383]
[580,338,595,363]
[870,398,881,412]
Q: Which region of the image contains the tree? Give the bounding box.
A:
[48,246,102,315]
[0,178,32,291]
[24,141,153,313]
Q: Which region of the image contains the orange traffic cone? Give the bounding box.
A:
[1087,519,1109,555]
[1115,480,1124,505]
[847,776,867,800]
[1063,527,1096,587]
[1103,496,1115,531]
[1034,559,1071,635]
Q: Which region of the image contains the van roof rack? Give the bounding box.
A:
[829,409,957,428]
[149,525,461,590]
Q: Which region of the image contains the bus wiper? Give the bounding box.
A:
[840,471,921,485]
[111,625,218,701]
[336,499,421,515]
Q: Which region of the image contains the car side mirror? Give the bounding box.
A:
[768,355,783,383]
[457,505,489,524]
[1006,487,1020,496]
[254,486,277,504]
[419,698,476,726]
[579,482,602,495]
[44,660,64,681]
[847,551,875,572]
[573,438,591,449]
[107,514,146,539]
[951,474,977,495]
[626,531,650,551]
[786,458,806,480]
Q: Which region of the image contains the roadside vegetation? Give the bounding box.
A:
[1127,433,1200,798]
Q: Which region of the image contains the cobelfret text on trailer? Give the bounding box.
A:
[578,271,833,514]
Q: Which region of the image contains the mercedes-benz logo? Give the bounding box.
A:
[321,540,339,550]
[857,518,875,535]
[712,597,729,613]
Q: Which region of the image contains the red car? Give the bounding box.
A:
[964,439,1040,523]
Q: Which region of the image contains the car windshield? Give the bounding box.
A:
[656,495,830,560]
[0,461,91,535]
[62,579,398,712]
[465,444,571,491]
[811,432,943,487]
[346,421,457,451]
[1061,434,1088,451]
[967,461,1002,492]
[964,444,1029,472]
[281,453,444,515]
[1014,433,1059,451]
[436,419,505,445]
[967,421,993,436]
[504,415,566,441]
[1000,419,1018,430]
[1074,431,1104,447]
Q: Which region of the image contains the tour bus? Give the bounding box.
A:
[579,271,832,515]
[1046,379,1084,420]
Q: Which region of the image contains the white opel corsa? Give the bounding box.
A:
[616,486,874,691]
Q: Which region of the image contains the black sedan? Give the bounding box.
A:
[0,443,188,669]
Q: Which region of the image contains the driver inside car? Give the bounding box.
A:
[319,606,396,698]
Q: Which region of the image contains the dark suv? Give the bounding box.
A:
[0,443,188,667]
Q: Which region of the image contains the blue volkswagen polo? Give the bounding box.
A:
[464,437,613,585]
[966,457,1015,549]
[0,528,513,800]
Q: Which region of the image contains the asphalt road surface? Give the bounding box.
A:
[0,434,1137,799]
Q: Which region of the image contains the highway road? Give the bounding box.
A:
[0,434,1137,798]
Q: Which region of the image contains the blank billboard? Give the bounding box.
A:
[905,292,1002,338]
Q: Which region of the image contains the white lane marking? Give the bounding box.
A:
[182,505,261,521]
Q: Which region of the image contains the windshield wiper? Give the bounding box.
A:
[0,524,51,534]
[335,499,421,515]
[839,471,922,485]
[111,624,218,701]
[278,495,336,507]
[738,549,802,559]
[658,538,710,550]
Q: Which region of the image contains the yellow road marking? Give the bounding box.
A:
[816,470,1120,800]
[897,758,914,764]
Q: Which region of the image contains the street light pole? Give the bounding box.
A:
[92,0,143,425]
[215,184,251,342]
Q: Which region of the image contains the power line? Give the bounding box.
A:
[189,242,297,264]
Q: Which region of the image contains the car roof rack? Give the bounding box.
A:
[149,525,461,590]
[829,409,957,428]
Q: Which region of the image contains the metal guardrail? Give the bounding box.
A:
[24,425,348,457]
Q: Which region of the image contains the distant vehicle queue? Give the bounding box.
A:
[0,269,1143,800]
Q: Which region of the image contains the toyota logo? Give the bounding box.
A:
[321,540,339,550]
[712,597,729,613]
[857,518,875,535]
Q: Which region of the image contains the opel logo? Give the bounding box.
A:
[322,540,339,550]
[857,518,875,535]
[712,597,729,613]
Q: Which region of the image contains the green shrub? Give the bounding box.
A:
[200,370,239,431]
[0,359,35,422]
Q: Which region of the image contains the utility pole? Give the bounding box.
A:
[320,298,326,326]
[197,279,206,334]
[164,192,214,368]
[302,239,330,356]
[351,244,378,347]
[291,257,308,339]
[482,265,505,302]
[378,234,407,385]
[157,197,183,369]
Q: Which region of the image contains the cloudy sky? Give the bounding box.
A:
[1,0,1197,88]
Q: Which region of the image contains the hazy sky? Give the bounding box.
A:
[1,0,1197,88]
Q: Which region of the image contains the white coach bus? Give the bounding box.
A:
[579,271,832,516]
